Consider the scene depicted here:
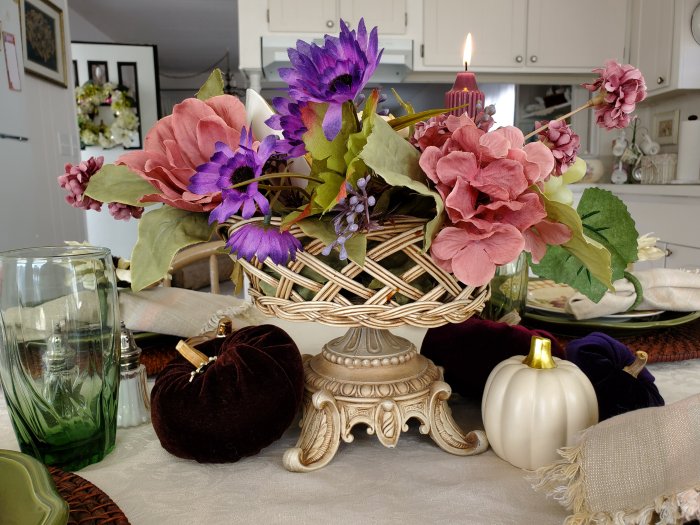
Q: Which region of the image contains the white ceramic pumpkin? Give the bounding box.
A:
[481,336,598,471]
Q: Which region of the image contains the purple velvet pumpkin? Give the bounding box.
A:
[421,317,564,400]
[151,324,304,463]
[565,332,664,421]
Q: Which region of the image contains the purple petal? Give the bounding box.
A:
[188,169,221,194]
[322,103,343,141]
[240,196,257,219]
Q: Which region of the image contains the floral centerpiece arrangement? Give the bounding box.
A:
[62,19,646,307]
[76,81,140,149]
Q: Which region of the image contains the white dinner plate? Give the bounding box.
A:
[526,281,664,322]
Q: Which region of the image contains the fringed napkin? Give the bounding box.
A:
[531,393,700,524]
[566,269,700,320]
[119,287,255,338]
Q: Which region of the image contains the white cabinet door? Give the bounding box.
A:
[526,0,627,69]
[340,0,407,34]
[664,243,700,269]
[629,0,674,93]
[268,0,339,33]
[423,0,526,68]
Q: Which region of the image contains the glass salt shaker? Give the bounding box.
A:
[117,322,151,428]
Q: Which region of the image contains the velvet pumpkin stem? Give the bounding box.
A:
[623,351,648,378]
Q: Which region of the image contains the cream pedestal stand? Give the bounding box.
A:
[226,217,491,472]
[283,327,489,472]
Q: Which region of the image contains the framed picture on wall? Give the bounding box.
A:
[87,60,108,85]
[19,0,67,87]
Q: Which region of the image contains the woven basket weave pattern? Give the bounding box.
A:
[228,217,490,329]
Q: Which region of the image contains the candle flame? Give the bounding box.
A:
[463,33,473,68]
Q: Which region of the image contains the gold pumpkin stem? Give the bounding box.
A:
[522,336,557,369]
[623,351,648,378]
[176,340,211,369]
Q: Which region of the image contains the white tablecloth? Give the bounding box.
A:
[2,335,700,525]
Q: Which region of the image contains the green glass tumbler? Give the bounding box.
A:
[481,251,529,324]
[0,246,120,471]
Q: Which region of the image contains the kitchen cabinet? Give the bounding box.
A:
[629,0,674,93]
[268,0,406,34]
[422,0,627,72]
[629,0,700,96]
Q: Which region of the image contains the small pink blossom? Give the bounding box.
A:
[474,104,496,132]
[536,119,581,175]
[411,113,472,152]
[583,60,647,130]
[58,156,104,211]
[108,202,144,221]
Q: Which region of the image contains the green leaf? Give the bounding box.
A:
[528,246,611,302]
[196,69,224,101]
[130,207,216,291]
[313,171,346,212]
[84,164,159,206]
[358,115,443,250]
[298,219,366,266]
[301,101,357,174]
[577,187,639,281]
[529,189,616,301]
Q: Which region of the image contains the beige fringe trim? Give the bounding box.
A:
[529,445,700,525]
[198,302,254,335]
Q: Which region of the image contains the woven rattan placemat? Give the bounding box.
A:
[49,467,129,524]
[525,316,700,364]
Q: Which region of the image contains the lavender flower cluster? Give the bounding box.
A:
[322,176,377,260]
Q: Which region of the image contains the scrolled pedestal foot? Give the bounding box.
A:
[426,380,489,456]
[283,389,341,472]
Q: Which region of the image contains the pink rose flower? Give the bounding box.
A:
[583,60,647,130]
[420,118,570,286]
[58,156,104,211]
[117,95,247,212]
[536,119,581,176]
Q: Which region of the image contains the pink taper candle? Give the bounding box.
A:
[445,34,485,119]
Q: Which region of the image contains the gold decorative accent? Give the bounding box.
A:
[623,351,649,378]
[523,336,557,369]
[175,340,209,368]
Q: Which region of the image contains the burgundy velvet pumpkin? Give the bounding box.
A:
[151,324,304,463]
[421,317,564,400]
[565,332,664,421]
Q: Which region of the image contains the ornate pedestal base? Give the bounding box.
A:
[283,328,489,472]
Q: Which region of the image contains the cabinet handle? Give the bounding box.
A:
[326,20,334,28]
[657,76,665,85]
[665,248,673,257]
[515,55,523,63]
[530,55,538,63]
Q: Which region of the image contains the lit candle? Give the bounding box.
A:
[444,33,485,119]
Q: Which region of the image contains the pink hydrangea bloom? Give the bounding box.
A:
[583,60,647,130]
[58,156,104,211]
[421,118,571,286]
[117,95,248,212]
[536,119,581,175]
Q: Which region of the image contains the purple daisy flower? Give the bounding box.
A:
[265,97,308,158]
[279,18,382,141]
[188,127,278,223]
[227,222,303,265]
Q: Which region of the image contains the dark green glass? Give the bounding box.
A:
[0,246,120,471]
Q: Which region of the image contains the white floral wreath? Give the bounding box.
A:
[76,82,140,149]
